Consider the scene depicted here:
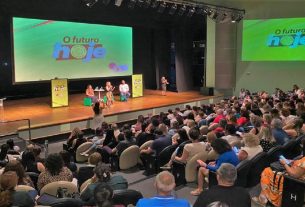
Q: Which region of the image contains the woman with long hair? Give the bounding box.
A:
[258,126,276,152]
[21,150,45,174]
[105,81,115,107]
[3,160,35,187]
[0,171,34,207]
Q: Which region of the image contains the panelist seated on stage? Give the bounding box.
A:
[86,84,98,103]
[119,80,130,101]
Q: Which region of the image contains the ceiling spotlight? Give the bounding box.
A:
[157,2,166,13]
[83,0,98,7]
[177,5,186,16]
[151,0,159,8]
[186,7,195,17]
[231,13,243,23]
[128,0,136,8]
[196,7,205,15]
[169,4,177,15]
[102,0,111,5]
[142,0,151,8]
[115,0,123,6]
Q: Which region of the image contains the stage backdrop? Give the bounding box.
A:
[132,74,143,98]
[12,17,133,83]
[51,79,68,107]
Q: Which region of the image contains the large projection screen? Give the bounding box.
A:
[242,17,305,61]
[12,17,133,83]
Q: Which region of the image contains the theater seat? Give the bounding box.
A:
[111,145,140,171]
[282,139,302,159]
[266,146,283,165]
[113,189,143,207]
[15,185,36,192]
[119,145,140,170]
[80,179,92,193]
[282,175,305,207]
[172,151,208,186]
[139,140,153,151]
[40,181,78,197]
[247,152,268,187]
[207,150,219,161]
[75,142,92,163]
[143,145,177,176]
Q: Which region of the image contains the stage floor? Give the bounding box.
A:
[0,90,218,135]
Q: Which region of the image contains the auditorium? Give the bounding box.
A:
[0,0,305,206]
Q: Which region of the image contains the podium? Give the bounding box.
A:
[0,98,6,107]
[51,79,68,108]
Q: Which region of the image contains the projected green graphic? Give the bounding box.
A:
[242,18,305,61]
[13,17,133,83]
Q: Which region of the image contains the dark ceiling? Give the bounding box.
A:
[0,0,206,29]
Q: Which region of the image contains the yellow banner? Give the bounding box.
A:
[51,79,68,107]
[132,74,143,98]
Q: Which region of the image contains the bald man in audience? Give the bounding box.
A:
[193,163,250,207]
[136,171,190,207]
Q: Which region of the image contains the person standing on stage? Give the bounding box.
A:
[86,84,98,103]
[105,81,115,107]
[119,80,130,102]
[161,76,169,96]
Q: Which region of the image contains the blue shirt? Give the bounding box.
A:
[272,128,290,145]
[207,150,239,172]
[137,196,191,207]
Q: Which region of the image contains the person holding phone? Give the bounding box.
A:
[190,139,239,196]
[252,155,305,207]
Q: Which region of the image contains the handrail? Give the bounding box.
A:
[0,119,32,141]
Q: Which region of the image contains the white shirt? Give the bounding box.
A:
[119,84,129,93]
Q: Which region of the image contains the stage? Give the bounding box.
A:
[0,90,223,140]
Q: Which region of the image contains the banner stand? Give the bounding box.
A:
[51,78,69,108]
[132,74,143,98]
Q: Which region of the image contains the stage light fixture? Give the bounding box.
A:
[151,0,159,8]
[231,13,243,23]
[83,0,98,7]
[128,0,136,8]
[142,0,151,8]
[186,7,195,17]
[102,0,111,5]
[177,5,186,16]
[115,0,123,6]
[157,2,166,13]
[169,4,177,15]
[195,7,204,15]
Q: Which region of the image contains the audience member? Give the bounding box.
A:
[238,133,263,161]
[193,163,251,207]
[191,139,239,196]
[94,184,124,207]
[21,150,45,174]
[37,153,73,190]
[3,160,34,187]
[271,118,290,145]
[81,163,127,205]
[136,171,191,207]
[253,153,305,206]
[0,171,35,207]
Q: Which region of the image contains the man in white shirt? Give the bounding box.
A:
[119,80,130,101]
